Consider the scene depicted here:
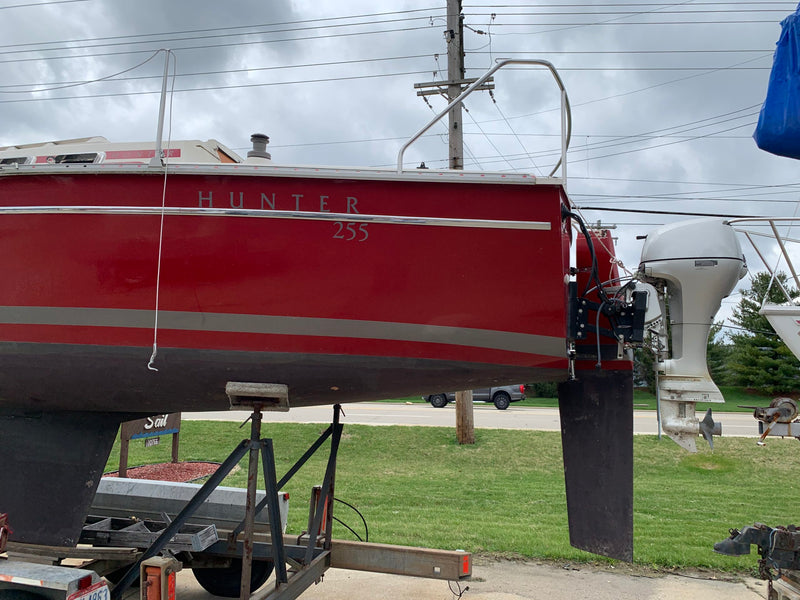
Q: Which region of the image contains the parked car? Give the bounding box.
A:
[423,385,525,410]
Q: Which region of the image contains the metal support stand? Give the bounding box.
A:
[110,437,252,599]
[240,403,262,600]
[109,384,344,600]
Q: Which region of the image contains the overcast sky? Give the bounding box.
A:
[1,0,798,328]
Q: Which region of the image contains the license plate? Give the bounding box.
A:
[68,580,110,600]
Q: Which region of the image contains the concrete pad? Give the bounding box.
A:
[174,557,768,600]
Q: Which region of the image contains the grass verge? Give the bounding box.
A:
[107,422,798,573]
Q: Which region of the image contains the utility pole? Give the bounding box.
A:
[413,0,475,443]
[414,0,493,169]
[447,0,474,444]
[446,0,465,169]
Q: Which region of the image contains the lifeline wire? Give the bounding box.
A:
[148,49,177,371]
[0,49,167,94]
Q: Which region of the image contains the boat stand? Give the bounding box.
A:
[110,382,345,600]
[9,382,470,600]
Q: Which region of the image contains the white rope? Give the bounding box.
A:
[148,50,177,372]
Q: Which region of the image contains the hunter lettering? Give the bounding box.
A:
[197,190,360,213]
[197,190,368,241]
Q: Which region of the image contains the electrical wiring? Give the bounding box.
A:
[0,49,168,94]
[569,120,757,165]
[577,205,758,218]
[406,104,759,169]
[564,106,761,156]
[471,48,775,55]
[333,498,369,542]
[574,186,800,203]
[487,89,541,173]
[448,580,469,599]
[1,2,782,61]
[442,103,760,170]
[462,101,520,171]
[457,52,769,139]
[0,10,446,55]
[419,92,485,168]
[0,54,434,91]
[570,174,800,188]
[465,18,791,25]
[577,195,800,205]
[467,2,797,7]
[0,69,433,104]
[0,24,437,66]
[0,0,86,9]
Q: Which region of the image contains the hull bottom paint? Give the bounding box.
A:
[0,342,566,413]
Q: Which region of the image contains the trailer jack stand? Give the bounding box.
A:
[111,383,344,600]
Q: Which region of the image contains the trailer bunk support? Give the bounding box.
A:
[109,387,345,600]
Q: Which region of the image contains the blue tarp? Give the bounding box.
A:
[753,3,800,160]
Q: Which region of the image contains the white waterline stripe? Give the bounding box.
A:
[0,307,565,357]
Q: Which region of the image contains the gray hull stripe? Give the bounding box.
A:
[0,306,565,358]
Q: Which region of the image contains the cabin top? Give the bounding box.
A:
[0,137,244,166]
[0,135,564,186]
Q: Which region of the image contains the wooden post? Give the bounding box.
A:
[455,390,475,445]
[119,437,130,478]
[171,414,181,463]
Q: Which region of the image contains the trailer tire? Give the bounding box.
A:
[192,559,273,597]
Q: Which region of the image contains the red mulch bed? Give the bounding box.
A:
[104,461,220,482]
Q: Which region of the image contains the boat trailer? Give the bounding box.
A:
[2,383,471,600]
[715,523,800,600]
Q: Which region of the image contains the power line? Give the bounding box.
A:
[0,0,87,9]
[0,69,432,105]
[0,8,445,52]
[0,24,436,63]
[467,2,797,7]
[1,49,773,90]
[466,8,797,15]
[0,54,433,92]
[577,206,758,218]
[0,4,781,56]
[566,106,760,156]
[474,49,775,54]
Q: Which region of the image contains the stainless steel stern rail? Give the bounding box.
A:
[397,58,572,180]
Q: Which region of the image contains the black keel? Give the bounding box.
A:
[0,411,121,546]
[558,369,633,561]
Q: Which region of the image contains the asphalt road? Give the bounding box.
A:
[184,402,763,438]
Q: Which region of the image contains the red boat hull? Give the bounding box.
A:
[0,168,571,412]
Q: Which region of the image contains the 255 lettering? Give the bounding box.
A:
[333,222,369,241]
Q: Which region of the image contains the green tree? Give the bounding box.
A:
[633,334,657,393]
[728,271,800,395]
[706,320,733,385]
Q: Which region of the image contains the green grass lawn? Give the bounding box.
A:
[382,387,776,412]
[107,421,799,574]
